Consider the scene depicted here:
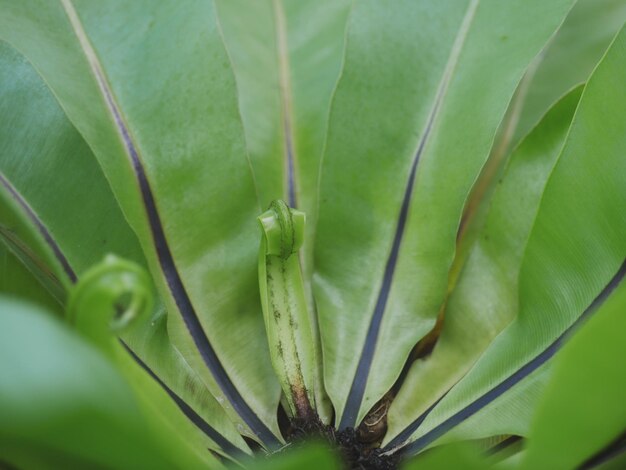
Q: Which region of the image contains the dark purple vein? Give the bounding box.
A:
[96,71,279,448]
[0,172,77,283]
[338,0,479,429]
[121,341,247,461]
[485,435,522,456]
[273,0,298,210]
[285,116,297,209]
[387,258,626,455]
[580,430,626,469]
[0,225,67,304]
[338,76,447,431]
[60,2,279,446]
[0,170,243,453]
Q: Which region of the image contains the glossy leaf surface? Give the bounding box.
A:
[514,0,626,142]
[0,40,143,277]
[430,366,550,450]
[398,23,626,453]
[385,87,582,444]
[214,0,352,421]
[314,0,576,427]
[0,244,61,315]
[0,40,248,457]
[1,0,624,465]
[0,0,280,444]
[520,281,626,470]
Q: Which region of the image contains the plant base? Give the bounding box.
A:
[286,418,400,470]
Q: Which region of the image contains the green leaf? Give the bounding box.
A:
[514,0,626,143]
[66,257,250,464]
[213,0,351,221]
[0,243,61,315]
[214,0,352,422]
[121,315,251,461]
[0,40,248,458]
[3,1,624,466]
[249,444,341,470]
[0,297,215,469]
[586,452,626,470]
[396,23,626,455]
[313,0,576,428]
[0,0,281,445]
[0,38,145,282]
[519,280,626,470]
[430,365,550,449]
[385,87,582,445]
[401,442,485,470]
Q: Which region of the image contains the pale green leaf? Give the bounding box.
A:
[400,23,626,455]
[386,87,582,445]
[520,281,626,470]
[214,0,352,421]
[314,0,576,428]
[0,243,61,315]
[0,39,248,457]
[514,0,626,143]
[0,0,280,445]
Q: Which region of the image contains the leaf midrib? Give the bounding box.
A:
[2,159,246,458]
[388,258,626,455]
[0,171,77,283]
[121,341,248,461]
[272,0,299,208]
[59,0,280,448]
[339,0,481,430]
